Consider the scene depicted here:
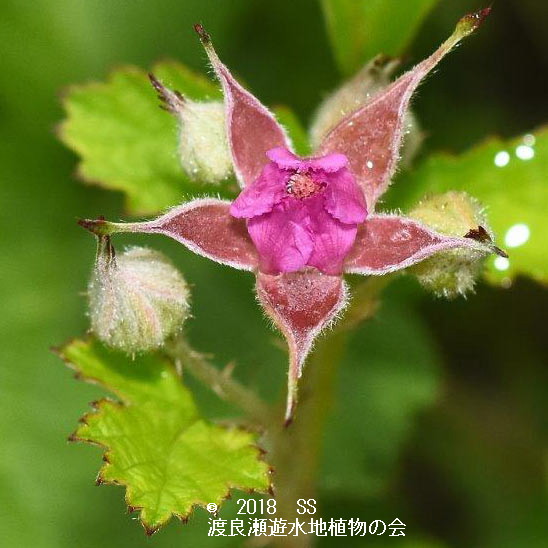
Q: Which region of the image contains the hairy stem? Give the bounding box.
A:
[167,335,272,428]
[266,331,348,547]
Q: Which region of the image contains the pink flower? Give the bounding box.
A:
[230,146,367,275]
[82,10,497,422]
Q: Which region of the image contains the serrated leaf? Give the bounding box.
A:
[320,0,439,76]
[387,127,548,285]
[59,61,233,215]
[59,338,270,534]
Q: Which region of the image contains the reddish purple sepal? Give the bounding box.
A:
[133,199,258,270]
[256,270,347,423]
[200,34,292,187]
[318,21,473,209]
[344,215,484,274]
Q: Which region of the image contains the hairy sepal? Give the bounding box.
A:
[94,199,259,271]
[255,270,348,424]
[344,214,492,275]
[310,55,400,149]
[318,9,491,209]
[196,25,292,187]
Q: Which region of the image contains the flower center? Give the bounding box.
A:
[286,173,322,200]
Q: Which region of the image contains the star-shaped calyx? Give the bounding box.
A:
[81,9,502,423]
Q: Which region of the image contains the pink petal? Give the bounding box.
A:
[266,146,301,170]
[318,11,490,209]
[256,270,348,424]
[306,197,359,275]
[266,146,349,173]
[322,168,367,224]
[197,27,292,187]
[307,152,348,173]
[124,199,258,270]
[247,202,314,274]
[230,162,288,218]
[344,214,488,275]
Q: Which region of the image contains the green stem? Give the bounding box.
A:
[167,335,272,428]
[266,331,348,547]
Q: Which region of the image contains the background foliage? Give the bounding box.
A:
[1,1,547,547]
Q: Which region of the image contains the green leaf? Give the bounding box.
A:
[58,338,270,534]
[59,61,233,216]
[320,0,438,76]
[388,127,548,285]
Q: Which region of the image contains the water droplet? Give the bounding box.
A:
[366,160,374,169]
[494,150,510,167]
[494,256,510,271]
[515,145,534,161]
[523,134,536,147]
[504,223,530,248]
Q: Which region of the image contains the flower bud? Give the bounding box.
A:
[148,74,232,184]
[88,238,190,353]
[409,191,493,298]
[309,55,423,165]
[177,100,233,183]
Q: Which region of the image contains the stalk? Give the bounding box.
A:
[167,336,272,429]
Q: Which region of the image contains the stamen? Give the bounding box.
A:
[286,173,322,199]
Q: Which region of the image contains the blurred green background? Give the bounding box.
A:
[1,1,547,547]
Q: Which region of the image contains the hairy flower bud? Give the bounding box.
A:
[409,191,494,298]
[148,74,232,183]
[88,238,190,353]
[178,100,233,183]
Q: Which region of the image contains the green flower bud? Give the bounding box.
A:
[88,238,190,353]
[148,75,233,184]
[409,191,493,298]
[178,100,233,183]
